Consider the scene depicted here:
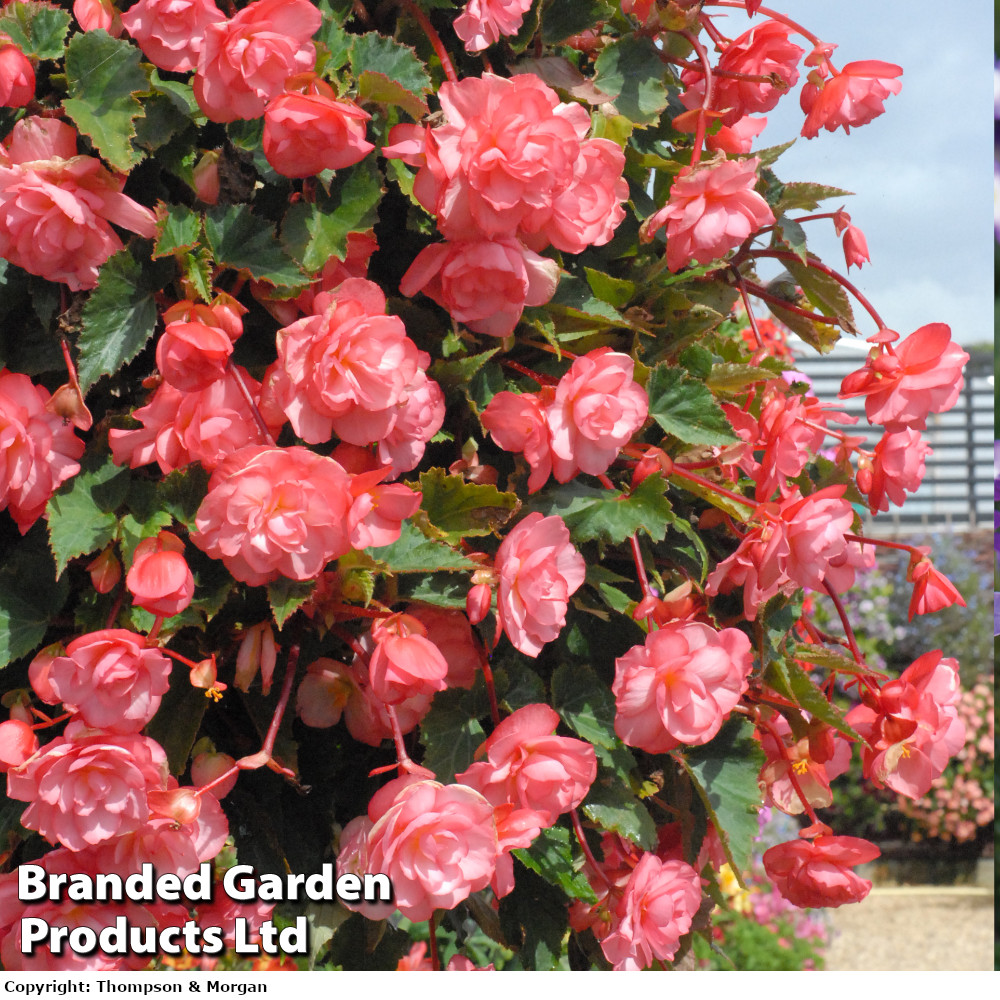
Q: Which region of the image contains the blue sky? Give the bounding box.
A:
[712,1,993,345]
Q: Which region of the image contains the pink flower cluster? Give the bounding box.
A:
[482,349,648,492]
[0,118,157,289]
[385,73,627,335]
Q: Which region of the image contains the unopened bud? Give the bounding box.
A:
[86,547,122,594]
[466,583,492,625]
[45,383,93,431]
[0,719,38,772]
[148,787,202,825]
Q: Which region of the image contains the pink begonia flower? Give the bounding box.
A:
[397,941,496,971]
[0,35,34,107]
[856,427,931,513]
[454,0,533,52]
[545,349,648,482]
[108,365,279,475]
[383,73,627,254]
[263,74,374,178]
[191,445,354,586]
[800,60,902,139]
[73,0,123,35]
[641,157,775,272]
[399,238,560,338]
[42,630,172,734]
[405,603,480,689]
[374,369,446,477]
[156,320,234,393]
[367,613,449,705]
[612,621,752,753]
[600,854,702,970]
[87,548,122,595]
[763,836,879,908]
[0,719,37,772]
[680,20,803,126]
[0,369,84,533]
[706,115,767,154]
[495,513,585,657]
[347,468,421,550]
[335,815,397,921]
[481,387,554,493]
[193,0,321,122]
[296,657,354,729]
[7,721,169,851]
[846,651,965,800]
[121,0,224,72]
[842,223,870,269]
[0,117,157,289]
[907,557,967,620]
[192,149,220,203]
[705,486,872,620]
[262,278,422,446]
[363,776,499,921]
[839,324,969,432]
[456,703,596,825]
[126,531,195,619]
[758,712,851,815]
[193,893,275,947]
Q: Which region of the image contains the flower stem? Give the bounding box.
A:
[227,360,276,446]
[678,29,714,168]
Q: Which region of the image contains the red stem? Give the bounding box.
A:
[570,808,609,888]
[820,581,864,667]
[427,914,441,971]
[755,713,821,824]
[145,615,165,646]
[741,279,849,328]
[227,361,276,446]
[844,533,918,556]
[678,30,714,168]
[731,265,764,355]
[399,0,457,83]
[671,465,756,509]
[701,2,823,48]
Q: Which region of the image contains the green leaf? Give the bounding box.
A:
[586,564,633,616]
[773,215,807,263]
[430,348,499,390]
[419,689,485,782]
[153,205,202,258]
[664,510,710,583]
[498,865,570,970]
[156,465,210,530]
[204,204,304,288]
[398,572,469,608]
[584,267,635,309]
[416,469,519,542]
[76,250,160,392]
[647,365,739,446]
[268,578,315,629]
[766,299,840,355]
[314,0,354,72]
[582,769,657,850]
[512,825,598,904]
[368,519,479,573]
[593,34,668,126]
[680,718,763,874]
[551,662,618,750]
[144,665,209,775]
[118,510,173,565]
[349,32,431,99]
[541,0,614,44]
[183,248,213,302]
[786,641,869,675]
[63,30,148,171]
[706,362,771,393]
[773,181,853,214]
[0,527,69,669]
[356,70,429,119]
[46,451,129,576]
[783,258,858,335]
[282,159,383,273]
[764,657,862,741]
[526,474,675,546]
[497,661,546,714]
[0,0,70,59]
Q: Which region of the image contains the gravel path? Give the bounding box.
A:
[823,887,995,971]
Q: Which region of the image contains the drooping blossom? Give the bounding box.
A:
[126,531,195,619]
[262,278,423,445]
[87,548,122,595]
[156,320,234,393]
[193,0,321,122]
[73,0,123,34]
[545,349,648,482]
[839,324,969,432]
[367,613,450,706]
[763,836,879,907]
[41,630,172,734]
[362,777,500,921]
[457,704,597,825]
[846,651,965,800]
[907,557,967,620]
[295,657,354,729]
[856,428,931,513]
[679,21,803,126]
[383,73,627,254]
[600,854,702,970]
[453,0,533,52]
[495,513,585,657]
[263,74,373,178]
[121,0,224,72]
[842,224,870,269]
[191,750,238,799]
[612,621,753,752]
[234,621,277,693]
[7,721,169,851]
[480,387,554,493]
[0,117,157,289]
[0,35,34,107]
[641,157,775,272]
[706,115,767,155]
[399,238,560,338]
[405,603,481,690]
[0,720,38,772]
[0,368,85,533]
[800,59,903,139]
[191,445,354,586]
